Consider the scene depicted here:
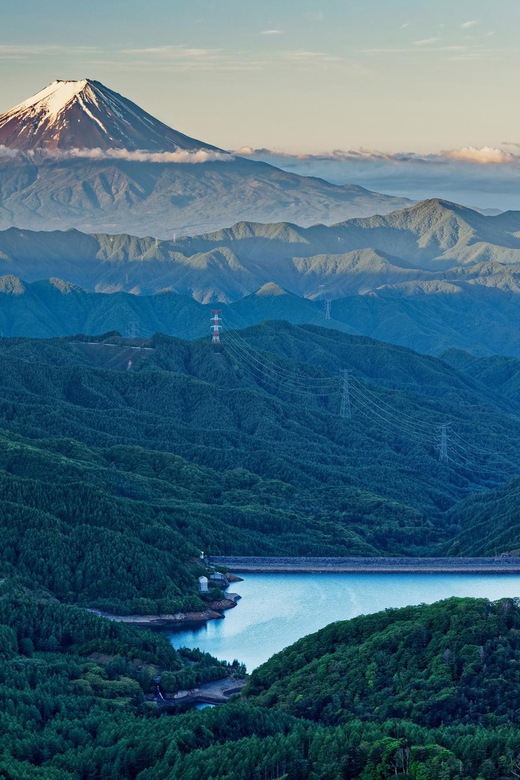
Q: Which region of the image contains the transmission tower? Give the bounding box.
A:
[128,321,139,338]
[211,309,222,344]
[340,369,352,419]
[437,423,450,462]
[325,300,331,320]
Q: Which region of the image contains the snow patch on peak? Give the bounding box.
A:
[13,80,89,118]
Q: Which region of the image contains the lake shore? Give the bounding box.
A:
[150,677,247,708]
[169,571,520,670]
[87,596,239,627]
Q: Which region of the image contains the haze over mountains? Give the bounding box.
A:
[4,197,520,354]
[0,79,410,236]
[3,198,520,294]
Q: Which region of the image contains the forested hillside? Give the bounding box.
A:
[2,595,520,778]
[246,597,520,727]
[0,322,518,615]
[0,324,520,777]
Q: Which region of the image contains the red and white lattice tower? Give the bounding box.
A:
[211,309,222,344]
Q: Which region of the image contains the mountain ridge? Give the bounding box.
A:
[2,199,520,298]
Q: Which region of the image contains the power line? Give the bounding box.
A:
[209,313,519,478]
[437,423,450,463]
[339,370,352,419]
[221,321,340,389]
[348,382,436,443]
[350,376,434,434]
[347,383,435,445]
[223,335,341,398]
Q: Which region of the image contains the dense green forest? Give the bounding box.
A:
[247,597,520,727]
[2,594,520,778]
[1,324,520,776]
[0,324,519,614]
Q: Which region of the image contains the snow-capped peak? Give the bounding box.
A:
[0,79,221,154]
[11,79,90,117]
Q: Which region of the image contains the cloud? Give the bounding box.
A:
[112,44,343,73]
[261,29,283,35]
[362,44,465,56]
[446,146,512,164]
[120,46,213,58]
[233,146,520,211]
[0,145,18,158]
[237,145,519,168]
[361,38,502,63]
[305,12,324,22]
[361,48,409,55]
[282,50,343,63]
[461,20,478,28]
[0,44,99,60]
[0,147,232,163]
[113,45,265,73]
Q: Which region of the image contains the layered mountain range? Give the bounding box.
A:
[2,198,520,295]
[4,197,520,354]
[0,79,410,236]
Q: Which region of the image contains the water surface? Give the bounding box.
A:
[169,573,520,671]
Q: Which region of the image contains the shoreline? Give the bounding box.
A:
[150,677,247,708]
[87,596,239,628]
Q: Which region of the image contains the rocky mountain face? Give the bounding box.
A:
[0,79,411,236]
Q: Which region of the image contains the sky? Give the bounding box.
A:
[1,0,520,208]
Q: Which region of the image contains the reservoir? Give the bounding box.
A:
[169,573,520,671]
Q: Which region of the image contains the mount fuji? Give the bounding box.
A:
[0,79,220,153]
[0,79,411,236]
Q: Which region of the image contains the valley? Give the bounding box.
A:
[0,323,519,617]
[1,56,520,779]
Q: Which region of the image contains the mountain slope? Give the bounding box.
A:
[2,327,520,779]
[0,79,411,236]
[0,275,359,339]
[441,350,520,402]
[329,286,520,356]
[190,198,520,270]
[1,593,519,779]
[1,323,519,534]
[0,79,219,153]
[247,597,520,728]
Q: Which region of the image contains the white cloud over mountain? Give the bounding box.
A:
[235,146,520,211]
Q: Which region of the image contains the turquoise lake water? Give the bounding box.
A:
[168,573,520,671]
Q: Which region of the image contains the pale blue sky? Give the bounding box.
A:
[0,0,518,154]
